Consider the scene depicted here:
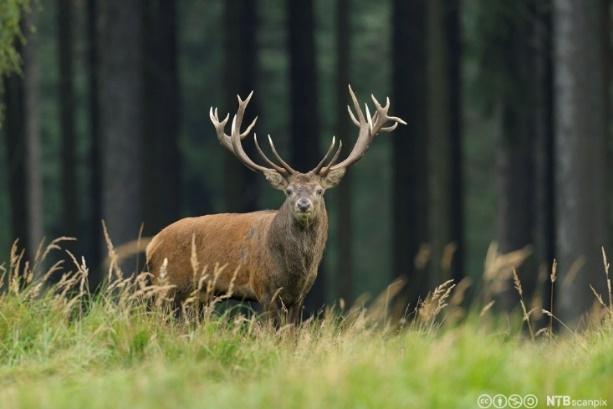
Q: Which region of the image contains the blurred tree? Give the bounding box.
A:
[2,8,42,258]
[495,3,536,308]
[143,0,181,235]
[57,0,78,238]
[98,0,144,260]
[335,0,352,302]
[446,0,464,286]
[222,0,260,212]
[532,0,555,314]
[0,0,30,87]
[287,0,321,173]
[23,6,42,259]
[287,0,324,311]
[474,1,542,308]
[427,0,464,287]
[604,0,612,243]
[86,0,102,270]
[392,0,429,307]
[554,0,609,323]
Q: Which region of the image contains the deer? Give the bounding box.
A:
[146,85,405,322]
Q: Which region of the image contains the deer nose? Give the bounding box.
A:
[297,199,312,212]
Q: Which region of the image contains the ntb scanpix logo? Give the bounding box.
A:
[477,393,608,408]
[546,395,608,407]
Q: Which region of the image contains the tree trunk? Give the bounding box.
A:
[602,0,611,246]
[392,0,429,307]
[335,0,352,303]
[23,9,43,258]
[493,2,537,309]
[554,0,609,324]
[446,0,463,284]
[427,0,463,287]
[3,11,42,258]
[222,0,259,213]
[143,0,181,235]
[287,0,324,311]
[86,0,102,276]
[57,0,78,239]
[533,0,556,315]
[98,0,145,259]
[3,73,28,250]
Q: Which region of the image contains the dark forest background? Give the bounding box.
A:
[1,0,611,323]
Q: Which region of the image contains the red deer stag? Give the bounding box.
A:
[146,85,405,321]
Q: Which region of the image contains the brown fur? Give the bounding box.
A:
[146,173,337,320]
[161,86,404,321]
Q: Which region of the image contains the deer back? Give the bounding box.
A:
[146,210,277,301]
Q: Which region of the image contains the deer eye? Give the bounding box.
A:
[286,188,293,195]
[316,188,324,195]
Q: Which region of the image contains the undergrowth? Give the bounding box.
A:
[0,237,611,409]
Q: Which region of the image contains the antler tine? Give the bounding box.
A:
[380,122,399,133]
[371,93,407,126]
[321,139,343,175]
[241,116,258,138]
[210,107,232,150]
[330,84,406,171]
[371,94,390,111]
[230,122,270,173]
[309,136,337,174]
[210,91,282,174]
[348,84,365,122]
[365,103,374,133]
[347,105,360,126]
[232,93,247,135]
[267,135,297,174]
[253,134,287,174]
[389,115,407,125]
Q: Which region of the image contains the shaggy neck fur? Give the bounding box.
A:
[268,199,329,280]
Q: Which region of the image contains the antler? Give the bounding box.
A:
[315,85,406,174]
[210,92,296,175]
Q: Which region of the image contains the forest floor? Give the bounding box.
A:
[0,240,612,409]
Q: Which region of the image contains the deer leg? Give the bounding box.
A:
[287,303,303,325]
[259,294,281,326]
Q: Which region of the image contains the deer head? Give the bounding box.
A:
[209,85,406,225]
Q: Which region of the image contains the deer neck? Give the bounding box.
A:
[268,200,328,276]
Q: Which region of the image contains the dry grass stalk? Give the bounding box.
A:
[32,236,76,279]
[441,243,458,276]
[512,268,534,341]
[602,247,612,311]
[449,277,471,307]
[102,220,124,282]
[548,259,557,340]
[561,257,585,288]
[364,278,405,326]
[590,285,606,308]
[482,243,532,301]
[414,244,431,272]
[480,300,495,317]
[418,279,456,326]
[542,309,575,336]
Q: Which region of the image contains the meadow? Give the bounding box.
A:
[0,238,611,409]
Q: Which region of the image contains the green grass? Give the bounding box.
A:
[0,296,611,409]
[0,240,612,409]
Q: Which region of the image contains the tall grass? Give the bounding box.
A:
[0,238,611,409]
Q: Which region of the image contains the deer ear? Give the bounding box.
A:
[321,168,346,189]
[264,169,288,190]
